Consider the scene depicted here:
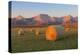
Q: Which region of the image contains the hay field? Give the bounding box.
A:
[10,25,78,53]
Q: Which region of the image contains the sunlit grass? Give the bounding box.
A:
[11,26,78,53]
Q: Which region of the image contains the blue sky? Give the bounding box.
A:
[11,1,78,18]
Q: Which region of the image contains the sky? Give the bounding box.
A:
[11,1,78,18]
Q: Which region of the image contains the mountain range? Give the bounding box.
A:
[11,14,78,27]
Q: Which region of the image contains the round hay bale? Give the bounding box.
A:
[45,25,57,41]
[45,25,65,41]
